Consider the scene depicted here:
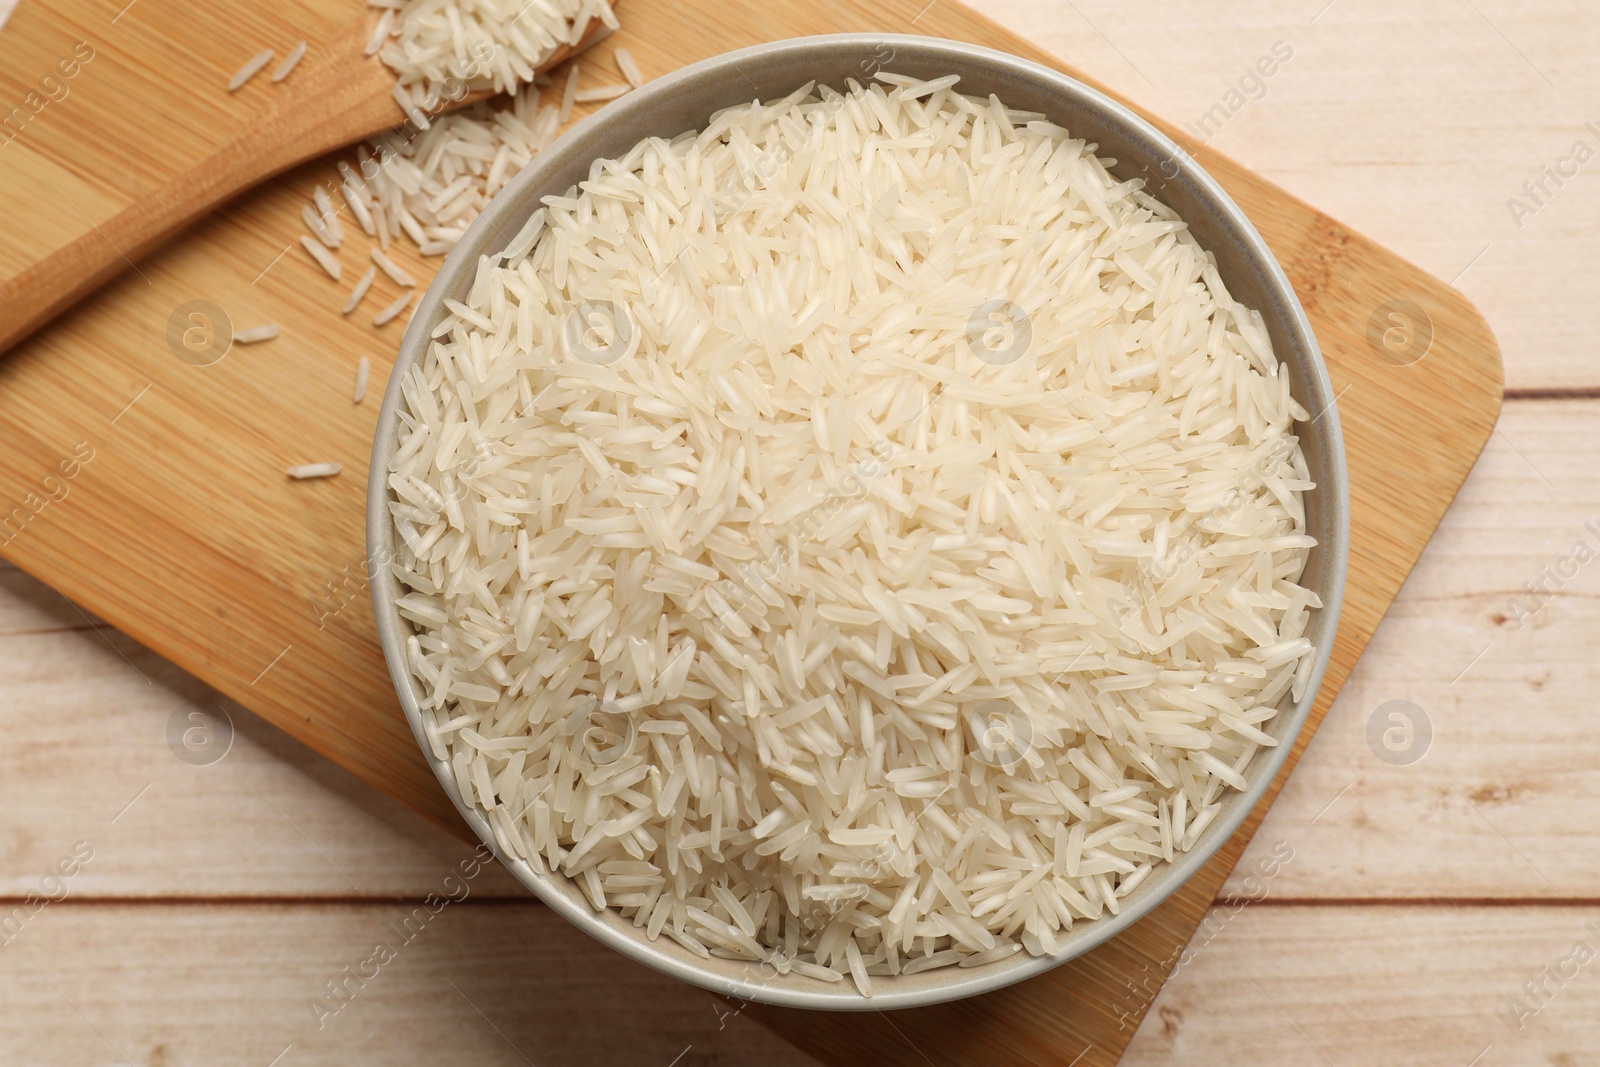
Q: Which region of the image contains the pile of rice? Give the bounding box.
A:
[387,73,1320,995]
[307,6,636,289]
[369,0,617,98]
[340,83,565,260]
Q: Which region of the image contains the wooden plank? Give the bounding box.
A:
[0,0,1503,1063]
[0,621,528,899]
[1224,398,1600,900]
[0,903,820,1066]
[1121,905,1600,1067]
[5,902,1597,1066]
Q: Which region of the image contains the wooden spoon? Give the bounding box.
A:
[0,8,613,357]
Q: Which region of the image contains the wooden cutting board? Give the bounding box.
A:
[0,0,1502,1064]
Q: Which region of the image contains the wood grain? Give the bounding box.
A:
[4,904,1597,1067]
[0,0,348,276]
[0,601,526,901]
[0,0,1503,1064]
[1220,399,1600,903]
[0,902,818,1066]
[1120,905,1600,1067]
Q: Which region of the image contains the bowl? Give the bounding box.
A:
[368,32,1348,1011]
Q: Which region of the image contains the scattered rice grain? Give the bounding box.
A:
[272,41,307,82]
[299,235,341,281]
[373,290,414,326]
[234,324,279,344]
[574,83,629,103]
[343,265,377,315]
[371,247,416,287]
[228,49,274,92]
[614,46,643,88]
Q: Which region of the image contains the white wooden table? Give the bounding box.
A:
[3,1,1598,1063]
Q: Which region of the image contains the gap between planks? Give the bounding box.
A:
[1502,387,1600,400]
[9,896,1598,908]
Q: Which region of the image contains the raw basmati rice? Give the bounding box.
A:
[299,235,341,281]
[354,356,371,404]
[373,290,414,326]
[288,462,340,479]
[372,0,601,98]
[335,78,563,264]
[559,63,580,123]
[615,46,643,89]
[227,49,274,92]
[365,9,394,56]
[312,186,343,242]
[389,75,1320,992]
[234,324,279,344]
[343,265,378,315]
[303,204,340,249]
[372,247,416,288]
[272,41,307,82]
[339,174,377,236]
[574,83,630,103]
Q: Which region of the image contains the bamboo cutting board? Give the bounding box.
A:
[0,0,1502,1064]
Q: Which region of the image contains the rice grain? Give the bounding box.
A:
[574,83,629,103]
[615,47,643,89]
[299,236,341,281]
[227,49,274,91]
[343,265,378,315]
[272,41,307,82]
[373,290,414,326]
[234,324,279,344]
[371,248,416,288]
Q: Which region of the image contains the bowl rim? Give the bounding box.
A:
[368,31,1349,1011]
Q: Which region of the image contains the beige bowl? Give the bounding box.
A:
[368,33,1348,1011]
